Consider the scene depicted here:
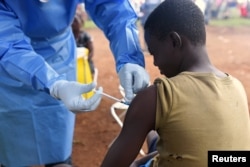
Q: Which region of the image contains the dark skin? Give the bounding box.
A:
[101,84,157,167]
[100,30,226,167]
[148,31,226,78]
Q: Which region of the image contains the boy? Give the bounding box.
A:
[100,0,250,167]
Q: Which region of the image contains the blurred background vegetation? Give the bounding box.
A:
[82,0,250,28]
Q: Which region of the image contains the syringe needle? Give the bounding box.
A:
[93,90,122,102]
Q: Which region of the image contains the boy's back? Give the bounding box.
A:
[154,72,250,166]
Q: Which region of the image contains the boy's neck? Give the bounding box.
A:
[180,45,226,78]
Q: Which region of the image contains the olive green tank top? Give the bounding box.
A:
[150,72,250,167]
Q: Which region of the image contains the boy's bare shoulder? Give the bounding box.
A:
[133,84,157,106]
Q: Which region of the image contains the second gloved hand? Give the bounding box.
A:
[50,80,103,113]
[118,63,150,104]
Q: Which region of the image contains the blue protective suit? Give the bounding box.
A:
[0,0,144,166]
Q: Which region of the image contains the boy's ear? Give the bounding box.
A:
[169,31,182,48]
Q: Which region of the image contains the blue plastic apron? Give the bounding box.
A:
[0,0,145,166]
[0,0,79,166]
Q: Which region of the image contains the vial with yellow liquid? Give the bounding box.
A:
[76,47,94,98]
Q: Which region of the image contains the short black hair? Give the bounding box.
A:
[144,0,206,45]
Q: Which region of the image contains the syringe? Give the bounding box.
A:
[93,89,129,105]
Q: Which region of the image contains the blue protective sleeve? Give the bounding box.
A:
[84,0,145,72]
[0,2,63,92]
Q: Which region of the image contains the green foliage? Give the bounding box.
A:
[82,17,250,28]
[210,17,250,27]
[83,20,97,29]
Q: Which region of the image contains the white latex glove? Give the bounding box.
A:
[50,80,103,113]
[118,63,150,103]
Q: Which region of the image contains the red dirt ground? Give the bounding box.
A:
[72,25,250,167]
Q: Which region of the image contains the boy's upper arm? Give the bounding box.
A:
[101,85,157,167]
[123,85,157,134]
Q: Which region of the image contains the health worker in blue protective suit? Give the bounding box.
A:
[0,0,149,166]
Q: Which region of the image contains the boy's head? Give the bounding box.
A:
[144,0,206,77]
[144,0,206,45]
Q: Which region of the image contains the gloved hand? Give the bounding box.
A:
[49,80,103,113]
[118,63,150,103]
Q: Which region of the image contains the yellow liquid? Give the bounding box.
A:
[76,47,94,99]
